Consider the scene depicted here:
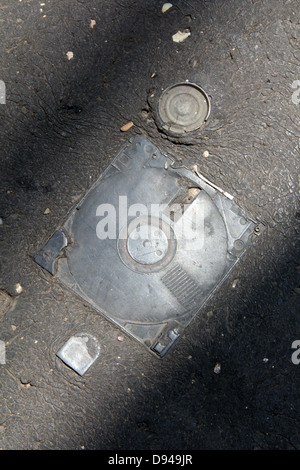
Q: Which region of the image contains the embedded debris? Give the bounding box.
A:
[66,51,74,60]
[162,3,173,13]
[172,30,191,43]
[120,121,134,132]
[14,283,23,295]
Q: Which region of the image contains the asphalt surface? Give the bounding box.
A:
[0,0,299,450]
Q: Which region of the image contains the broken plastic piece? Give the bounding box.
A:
[35,229,67,275]
[56,333,100,376]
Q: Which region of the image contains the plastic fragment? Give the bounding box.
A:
[56,333,100,376]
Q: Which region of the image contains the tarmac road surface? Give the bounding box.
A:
[0,0,299,450]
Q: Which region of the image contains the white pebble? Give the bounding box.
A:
[162,3,173,13]
[66,51,74,60]
[172,30,191,43]
[203,150,209,158]
[15,283,23,295]
[213,363,221,374]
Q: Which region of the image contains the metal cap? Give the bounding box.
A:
[158,82,211,136]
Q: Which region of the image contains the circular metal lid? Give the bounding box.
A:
[158,82,211,136]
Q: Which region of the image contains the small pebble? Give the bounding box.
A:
[213,363,221,374]
[90,19,96,29]
[44,208,51,215]
[162,3,173,13]
[117,335,124,342]
[66,51,74,60]
[15,283,23,295]
[203,150,209,158]
[172,30,191,43]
